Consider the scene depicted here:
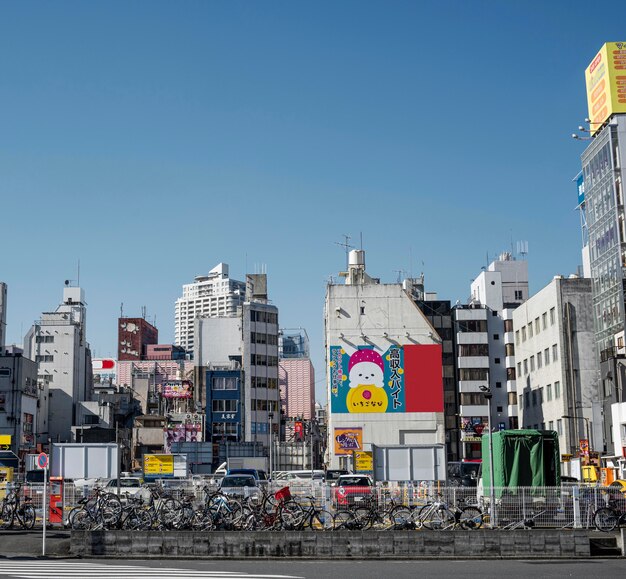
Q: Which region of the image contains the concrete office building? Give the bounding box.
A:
[0,282,6,351]
[325,250,445,470]
[194,274,280,450]
[118,317,158,361]
[454,253,528,460]
[513,276,601,456]
[23,286,92,443]
[0,353,39,455]
[175,263,246,354]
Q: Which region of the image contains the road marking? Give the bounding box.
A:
[0,561,303,579]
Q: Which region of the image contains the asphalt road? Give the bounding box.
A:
[0,559,625,579]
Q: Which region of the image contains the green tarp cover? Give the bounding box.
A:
[481,430,560,494]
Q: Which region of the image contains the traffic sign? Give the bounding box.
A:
[37,453,48,469]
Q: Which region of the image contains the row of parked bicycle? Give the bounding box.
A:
[3,481,626,532]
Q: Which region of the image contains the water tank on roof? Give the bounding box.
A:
[349,250,365,266]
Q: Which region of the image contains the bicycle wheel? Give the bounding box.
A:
[419,504,453,530]
[459,506,483,530]
[387,506,412,530]
[310,509,333,530]
[0,504,14,529]
[159,498,182,529]
[100,505,121,528]
[332,510,355,530]
[19,504,36,530]
[352,507,373,530]
[280,502,305,530]
[594,507,618,532]
[71,509,92,530]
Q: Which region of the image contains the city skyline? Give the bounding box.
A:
[2,2,625,401]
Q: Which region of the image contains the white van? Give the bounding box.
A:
[286,470,325,481]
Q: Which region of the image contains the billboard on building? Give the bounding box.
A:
[158,380,193,399]
[329,344,443,413]
[333,427,363,455]
[92,358,117,387]
[585,42,626,136]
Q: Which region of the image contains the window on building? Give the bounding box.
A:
[547,383,552,401]
[35,355,53,363]
[557,419,563,435]
[459,344,489,356]
[532,391,536,406]
[23,413,33,433]
[528,324,533,338]
[459,368,489,380]
[530,356,535,371]
[508,392,517,405]
[459,393,484,405]
[493,334,500,340]
[554,381,560,398]
[494,358,501,364]
[504,319,513,332]
[505,343,515,356]
[497,406,503,412]
[548,420,554,430]
[213,377,238,390]
[523,359,528,374]
[552,344,558,361]
[537,353,542,369]
[544,348,550,365]
[36,335,54,343]
[496,381,502,388]
[521,327,527,341]
[535,318,540,334]
[515,330,520,345]
[83,415,99,425]
[212,399,238,413]
[550,307,556,325]
[515,290,523,300]
[537,387,543,404]
[517,362,522,376]
[506,367,516,380]
[542,312,548,330]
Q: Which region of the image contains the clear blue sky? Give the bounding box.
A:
[1,1,623,401]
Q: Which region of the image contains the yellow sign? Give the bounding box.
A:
[561,454,572,463]
[143,454,174,476]
[354,451,373,472]
[0,435,11,450]
[585,42,626,135]
[333,427,363,456]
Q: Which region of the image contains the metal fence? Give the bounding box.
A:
[2,478,625,530]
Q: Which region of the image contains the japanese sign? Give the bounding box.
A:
[334,427,363,456]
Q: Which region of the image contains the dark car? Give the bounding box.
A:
[219,474,261,499]
[447,461,480,487]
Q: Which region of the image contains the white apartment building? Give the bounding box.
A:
[23,286,92,442]
[455,253,528,460]
[513,276,601,457]
[174,263,246,354]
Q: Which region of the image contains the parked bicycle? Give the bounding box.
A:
[0,483,36,530]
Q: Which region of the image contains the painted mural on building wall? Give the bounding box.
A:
[329,344,443,414]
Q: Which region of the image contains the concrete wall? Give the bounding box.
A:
[71,529,591,559]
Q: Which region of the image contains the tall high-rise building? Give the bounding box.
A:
[577,43,626,457]
[454,253,528,460]
[175,263,246,354]
[23,285,92,442]
[118,317,158,361]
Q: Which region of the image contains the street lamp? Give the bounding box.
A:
[479,385,496,527]
[562,415,592,454]
[268,411,274,480]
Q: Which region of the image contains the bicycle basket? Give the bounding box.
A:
[274,486,291,501]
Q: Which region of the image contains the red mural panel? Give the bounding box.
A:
[403,344,444,413]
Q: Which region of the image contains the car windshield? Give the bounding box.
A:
[339,476,371,486]
[221,476,256,487]
[108,479,140,487]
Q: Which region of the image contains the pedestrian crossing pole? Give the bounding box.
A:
[37,452,49,557]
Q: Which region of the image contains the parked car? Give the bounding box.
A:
[227,468,269,485]
[447,461,480,487]
[332,474,376,508]
[218,474,261,499]
[103,477,145,498]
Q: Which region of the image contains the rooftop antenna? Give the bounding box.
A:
[141,306,146,319]
[77,259,80,286]
[335,235,354,270]
[360,232,363,250]
[120,302,124,319]
[394,270,404,284]
[517,241,529,260]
